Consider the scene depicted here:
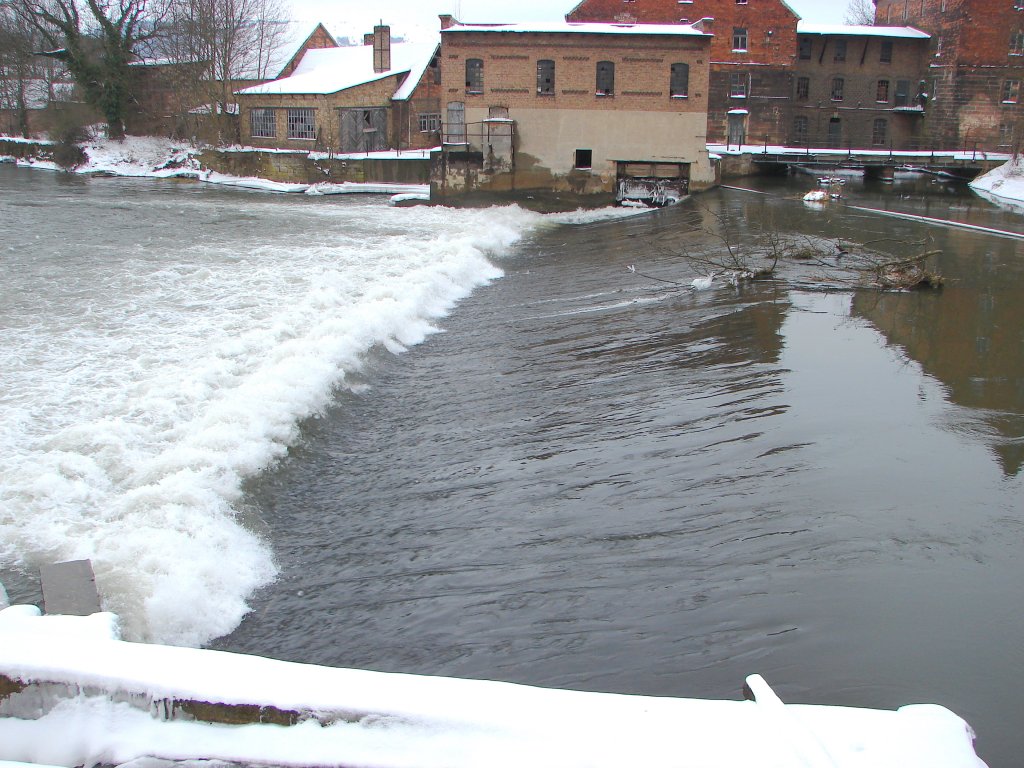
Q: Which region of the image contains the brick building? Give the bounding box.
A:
[276,23,339,79]
[566,0,946,150]
[790,24,931,149]
[235,26,442,153]
[874,0,1024,151]
[432,19,715,207]
[567,0,800,144]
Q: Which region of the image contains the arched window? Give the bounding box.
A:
[596,61,615,96]
[465,59,483,93]
[670,63,689,97]
[537,59,555,95]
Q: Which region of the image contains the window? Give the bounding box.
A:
[418,112,441,132]
[465,58,483,93]
[796,76,810,100]
[1012,31,1024,55]
[880,40,893,63]
[596,61,615,96]
[834,39,847,62]
[895,78,911,106]
[730,72,748,98]
[1003,79,1021,103]
[733,27,748,51]
[872,118,888,146]
[250,108,275,138]
[999,121,1015,145]
[537,59,555,95]
[876,79,890,102]
[830,77,844,101]
[798,37,812,60]
[736,0,747,3]
[793,115,808,144]
[574,149,593,169]
[669,62,689,97]
[286,108,315,140]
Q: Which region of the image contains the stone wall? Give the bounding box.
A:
[0,138,52,159]
[199,148,431,184]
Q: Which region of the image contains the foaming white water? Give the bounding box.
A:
[0,193,541,646]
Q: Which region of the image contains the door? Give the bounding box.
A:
[728,114,746,147]
[339,108,387,153]
[446,101,466,144]
[827,117,842,148]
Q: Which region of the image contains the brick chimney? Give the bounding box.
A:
[439,14,458,30]
[373,24,391,73]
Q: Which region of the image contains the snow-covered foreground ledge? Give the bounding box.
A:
[0,606,986,768]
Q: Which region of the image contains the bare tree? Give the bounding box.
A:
[844,0,876,26]
[10,0,172,138]
[0,5,39,136]
[163,0,287,141]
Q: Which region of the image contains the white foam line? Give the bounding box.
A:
[720,185,772,195]
[846,205,1024,240]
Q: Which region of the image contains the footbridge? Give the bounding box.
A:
[711,143,1010,181]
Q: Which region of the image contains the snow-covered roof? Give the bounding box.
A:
[796,22,930,39]
[444,21,710,38]
[237,41,437,97]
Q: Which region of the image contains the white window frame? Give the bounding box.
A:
[418,112,441,132]
[729,72,748,99]
[732,27,748,52]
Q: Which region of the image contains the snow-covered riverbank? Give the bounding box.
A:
[0,604,987,768]
[0,135,431,200]
[968,156,1024,211]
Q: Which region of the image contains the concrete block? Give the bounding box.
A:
[39,560,101,616]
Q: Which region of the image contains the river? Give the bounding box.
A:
[0,163,1021,766]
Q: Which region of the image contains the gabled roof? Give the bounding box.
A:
[237,40,438,97]
[274,22,338,79]
[443,21,709,37]
[796,22,930,39]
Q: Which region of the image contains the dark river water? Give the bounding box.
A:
[2,164,1022,766]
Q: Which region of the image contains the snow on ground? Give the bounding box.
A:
[968,156,1024,210]
[78,135,202,178]
[0,605,988,768]
[0,135,433,197]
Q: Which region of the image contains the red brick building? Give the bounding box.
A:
[567,0,971,151]
[874,0,1024,151]
[567,0,801,144]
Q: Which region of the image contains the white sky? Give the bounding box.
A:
[289,0,851,42]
